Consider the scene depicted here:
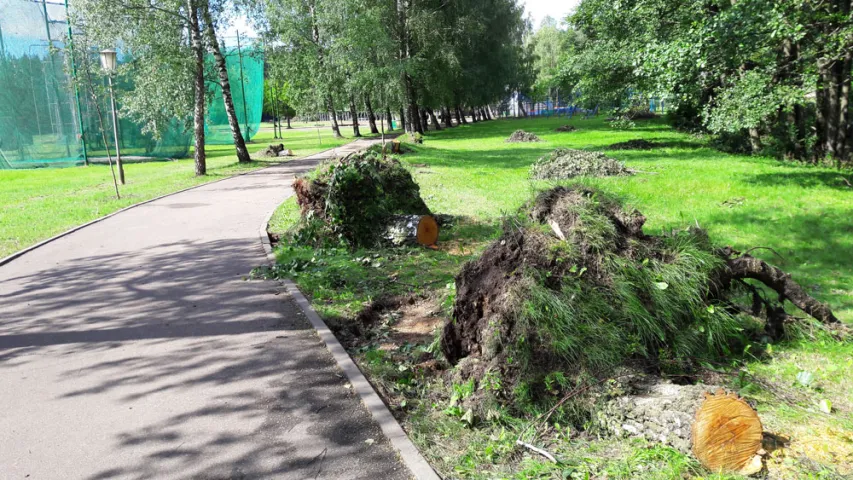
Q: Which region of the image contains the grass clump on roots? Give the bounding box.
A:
[289,145,430,248]
[440,185,821,421]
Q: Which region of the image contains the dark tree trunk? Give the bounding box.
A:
[349,95,361,137]
[826,60,841,162]
[420,108,429,131]
[426,107,442,130]
[328,95,342,138]
[187,0,206,175]
[456,105,467,124]
[517,95,527,117]
[471,107,479,123]
[365,93,379,134]
[442,107,453,128]
[386,106,393,132]
[408,98,423,134]
[399,107,407,132]
[200,1,250,163]
[286,116,291,129]
[815,61,829,163]
[837,52,852,163]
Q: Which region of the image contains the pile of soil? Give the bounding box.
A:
[292,148,431,247]
[530,148,633,180]
[440,186,837,412]
[606,139,656,150]
[555,125,577,132]
[506,130,542,143]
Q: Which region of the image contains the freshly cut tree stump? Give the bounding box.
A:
[382,214,440,246]
[599,382,764,475]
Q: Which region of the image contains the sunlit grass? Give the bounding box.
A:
[0,123,366,257]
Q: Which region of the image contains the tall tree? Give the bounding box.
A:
[199,1,251,163]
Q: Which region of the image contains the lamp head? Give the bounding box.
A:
[99,48,117,73]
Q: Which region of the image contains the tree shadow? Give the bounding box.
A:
[744,171,853,191]
[0,237,408,479]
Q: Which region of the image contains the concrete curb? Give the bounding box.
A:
[0,159,286,268]
[257,150,441,480]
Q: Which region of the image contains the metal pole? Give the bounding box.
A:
[108,75,124,184]
[65,0,87,165]
[41,0,72,157]
[0,24,6,62]
[235,30,250,137]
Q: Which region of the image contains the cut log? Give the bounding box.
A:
[382,214,440,247]
[416,215,439,246]
[599,382,764,475]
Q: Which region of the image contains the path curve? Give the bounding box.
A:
[0,139,411,479]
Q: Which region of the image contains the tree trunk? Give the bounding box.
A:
[385,106,394,132]
[426,107,442,130]
[826,60,841,162]
[456,105,467,124]
[286,115,292,129]
[442,107,453,128]
[399,107,407,132]
[471,107,479,123]
[837,52,852,163]
[187,0,206,175]
[747,127,761,154]
[815,61,829,163]
[349,95,361,137]
[365,93,379,134]
[600,382,763,475]
[517,95,527,117]
[420,108,429,132]
[200,1,251,163]
[328,95,342,138]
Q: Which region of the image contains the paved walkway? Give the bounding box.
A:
[0,139,410,480]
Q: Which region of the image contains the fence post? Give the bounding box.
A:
[65,0,87,165]
[236,30,250,137]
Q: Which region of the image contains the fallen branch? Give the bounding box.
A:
[515,440,558,464]
[724,254,837,324]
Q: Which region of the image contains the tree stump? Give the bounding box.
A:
[599,382,764,475]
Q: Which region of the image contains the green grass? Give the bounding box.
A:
[0,123,376,258]
[270,115,853,478]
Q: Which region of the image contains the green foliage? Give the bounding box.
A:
[608,117,636,131]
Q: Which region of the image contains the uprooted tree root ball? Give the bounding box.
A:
[506,130,542,143]
[605,139,657,150]
[440,185,837,421]
[530,148,633,180]
[555,125,577,132]
[291,146,431,248]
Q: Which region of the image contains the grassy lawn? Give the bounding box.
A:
[269,116,853,479]
[0,123,382,258]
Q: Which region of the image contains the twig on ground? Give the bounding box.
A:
[741,246,786,262]
[516,440,558,463]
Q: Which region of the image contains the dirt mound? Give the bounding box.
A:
[506,130,541,143]
[291,148,430,247]
[530,148,633,180]
[605,139,656,150]
[440,186,837,414]
[555,125,577,132]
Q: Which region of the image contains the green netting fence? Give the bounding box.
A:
[206,40,264,145]
[0,0,264,169]
[0,0,85,168]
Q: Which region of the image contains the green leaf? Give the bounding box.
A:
[818,399,832,414]
[796,371,814,387]
[654,282,669,290]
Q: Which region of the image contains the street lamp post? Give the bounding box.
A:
[100,48,125,185]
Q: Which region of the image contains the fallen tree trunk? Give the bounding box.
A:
[599,382,764,475]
